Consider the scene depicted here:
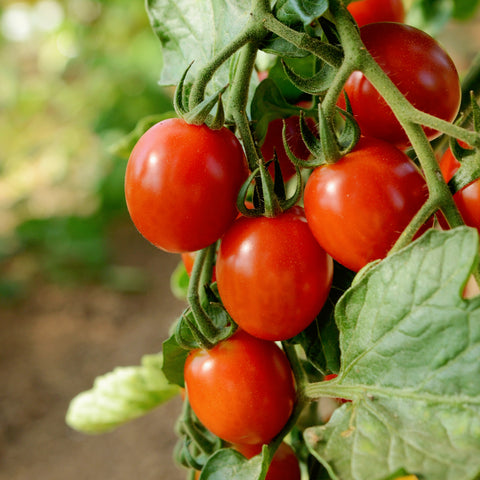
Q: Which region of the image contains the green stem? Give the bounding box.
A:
[187,245,219,342]
[188,23,264,109]
[262,13,343,69]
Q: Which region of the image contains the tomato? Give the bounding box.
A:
[234,442,301,480]
[347,0,405,27]
[439,146,480,233]
[338,23,461,148]
[304,137,431,272]
[184,330,296,445]
[125,118,248,253]
[216,206,333,341]
[261,116,316,182]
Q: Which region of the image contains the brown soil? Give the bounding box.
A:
[0,221,188,480]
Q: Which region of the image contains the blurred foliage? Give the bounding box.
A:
[0,0,173,301]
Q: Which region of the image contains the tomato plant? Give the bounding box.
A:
[439,147,480,232]
[125,118,248,253]
[304,137,431,272]
[184,330,296,445]
[67,2,480,480]
[338,22,461,147]
[347,0,405,27]
[216,206,333,341]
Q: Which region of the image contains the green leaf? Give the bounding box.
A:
[199,447,269,480]
[294,261,355,375]
[305,227,480,480]
[452,0,480,20]
[162,333,191,388]
[66,353,179,434]
[145,0,254,99]
[250,78,301,142]
[274,0,329,28]
[170,260,190,300]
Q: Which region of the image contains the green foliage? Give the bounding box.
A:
[146,0,255,100]
[66,353,180,434]
[274,0,329,28]
[199,448,269,480]
[407,0,480,34]
[305,227,480,480]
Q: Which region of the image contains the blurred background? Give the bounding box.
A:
[0,1,480,479]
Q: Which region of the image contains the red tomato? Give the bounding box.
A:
[184,330,296,445]
[216,206,333,341]
[125,118,248,253]
[261,116,316,182]
[347,0,405,27]
[338,23,460,148]
[304,137,431,272]
[439,147,480,232]
[234,442,301,480]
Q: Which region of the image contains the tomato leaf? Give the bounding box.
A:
[250,78,303,142]
[199,448,269,480]
[274,0,329,28]
[146,0,257,101]
[162,333,190,388]
[66,353,179,434]
[452,0,480,20]
[304,227,480,480]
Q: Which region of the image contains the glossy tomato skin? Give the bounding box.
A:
[125,118,248,253]
[216,206,333,341]
[234,442,301,480]
[347,0,405,27]
[339,23,460,148]
[261,116,316,182]
[439,147,480,232]
[184,330,296,445]
[304,137,430,272]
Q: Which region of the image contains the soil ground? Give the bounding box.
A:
[1,221,187,480]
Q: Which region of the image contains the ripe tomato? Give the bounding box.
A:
[439,146,480,233]
[338,22,460,148]
[261,116,316,182]
[347,0,405,27]
[216,206,333,341]
[184,330,296,445]
[304,137,431,272]
[125,118,248,253]
[234,442,301,480]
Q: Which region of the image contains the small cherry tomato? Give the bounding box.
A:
[338,23,461,148]
[125,118,248,253]
[439,146,480,233]
[304,137,431,272]
[184,330,296,445]
[216,206,333,341]
[347,0,405,27]
[234,442,301,480]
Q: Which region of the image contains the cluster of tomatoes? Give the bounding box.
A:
[124,0,479,477]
